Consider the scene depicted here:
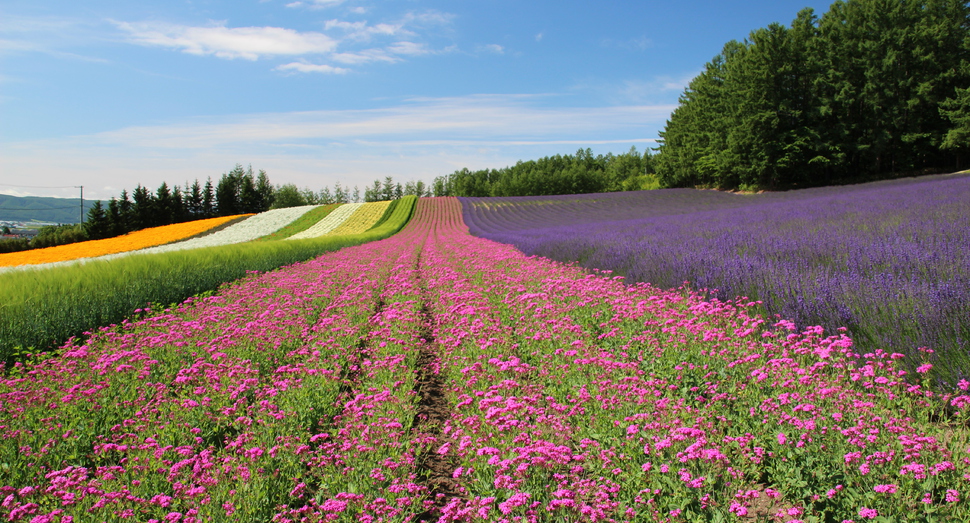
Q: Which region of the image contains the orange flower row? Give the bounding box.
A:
[0,215,249,267]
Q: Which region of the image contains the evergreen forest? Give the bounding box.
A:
[654,0,970,190]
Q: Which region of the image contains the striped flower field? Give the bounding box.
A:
[0,215,247,270]
[2,196,968,522]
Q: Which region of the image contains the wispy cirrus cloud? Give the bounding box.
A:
[275,61,349,73]
[110,9,454,73]
[323,19,407,40]
[0,14,111,63]
[83,94,673,149]
[112,21,338,60]
[285,0,345,9]
[478,44,505,55]
[2,94,671,199]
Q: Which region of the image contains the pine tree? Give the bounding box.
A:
[203,178,215,218]
[255,170,274,211]
[118,190,134,233]
[334,182,347,203]
[106,197,124,237]
[84,201,111,240]
[131,185,154,230]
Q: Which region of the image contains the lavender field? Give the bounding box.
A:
[460,173,970,383]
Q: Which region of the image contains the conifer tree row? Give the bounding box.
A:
[429,147,657,197]
[654,0,970,190]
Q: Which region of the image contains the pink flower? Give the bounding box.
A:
[858,507,878,519]
[917,364,933,374]
[873,484,898,494]
[498,492,530,514]
[729,502,748,516]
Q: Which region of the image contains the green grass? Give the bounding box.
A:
[0,196,416,362]
[254,204,339,241]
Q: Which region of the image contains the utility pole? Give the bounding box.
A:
[77,186,84,224]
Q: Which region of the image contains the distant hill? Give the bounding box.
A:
[0,194,104,224]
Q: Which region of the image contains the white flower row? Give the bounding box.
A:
[134,204,320,254]
[287,203,362,240]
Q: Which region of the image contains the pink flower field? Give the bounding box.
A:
[2,197,968,522]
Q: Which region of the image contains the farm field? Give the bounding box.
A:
[0,215,248,270]
[289,203,364,240]
[0,197,417,360]
[256,205,340,242]
[2,197,969,522]
[327,201,394,236]
[460,173,970,385]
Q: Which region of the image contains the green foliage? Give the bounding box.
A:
[30,224,88,249]
[270,183,309,209]
[83,200,111,240]
[0,196,417,362]
[0,238,30,254]
[941,86,970,156]
[655,0,970,190]
[431,146,655,197]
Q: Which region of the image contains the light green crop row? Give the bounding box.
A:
[0,196,416,362]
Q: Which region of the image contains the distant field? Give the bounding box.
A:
[460,173,970,383]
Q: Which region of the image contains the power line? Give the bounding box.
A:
[0,184,80,189]
[1,207,83,211]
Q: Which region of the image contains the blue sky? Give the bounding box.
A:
[1,0,832,200]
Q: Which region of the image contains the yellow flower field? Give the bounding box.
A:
[327,201,392,236]
[0,215,249,267]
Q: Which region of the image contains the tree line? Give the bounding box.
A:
[83,167,433,241]
[0,165,432,253]
[653,0,970,190]
[429,147,657,197]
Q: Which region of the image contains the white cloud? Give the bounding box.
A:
[331,48,398,64]
[0,15,110,62]
[619,73,697,99]
[323,19,407,41]
[71,94,674,149]
[479,44,504,55]
[535,32,544,42]
[275,61,349,74]
[109,10,454,73]
[387,41,431,56]
[287,0,345,8]
[2,95,673,199]
[112,21,338,60]
[0,95,674,199]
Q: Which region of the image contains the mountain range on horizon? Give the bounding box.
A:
[0,194,103,225]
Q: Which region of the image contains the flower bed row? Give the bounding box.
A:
[289,204,361,240]
[256,205,340,241]
[327,201,393,236]
[0,215,246,269]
